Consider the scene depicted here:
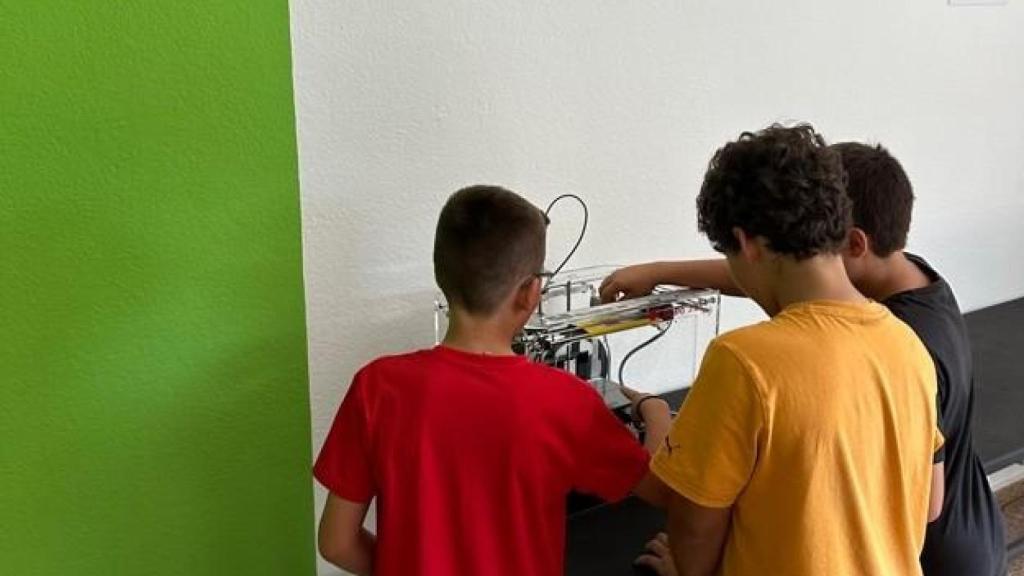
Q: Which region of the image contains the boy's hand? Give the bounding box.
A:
[599,264,660,303]
[634,532,679,576]
[621,386,670,423]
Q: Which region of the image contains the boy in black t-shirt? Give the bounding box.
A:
[601,142,1006,576]
[829,143,1005,576]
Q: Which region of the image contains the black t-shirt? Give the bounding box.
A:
[884,254,1006,576]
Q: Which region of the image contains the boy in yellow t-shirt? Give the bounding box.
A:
[628,125,944,576]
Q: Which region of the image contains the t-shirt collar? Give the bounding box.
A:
[779,299,889,322]
[884,252,948,302]
[432,344,527,366]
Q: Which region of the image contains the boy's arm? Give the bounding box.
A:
[318,493,375,575]
[928,462,944,522]
[569,385,665,505]
[663,493,731,576]
[928,392,945,523]
[633,495,732,576]
[622,388,674,508]
[313,372,378,573]
[638,342,760,573]
[599,259,744,303]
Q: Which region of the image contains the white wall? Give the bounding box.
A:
[289,1,1024,573]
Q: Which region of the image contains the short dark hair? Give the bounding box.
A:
[830,142,913,257]
[433,185,547,315]
[696,124,852,260]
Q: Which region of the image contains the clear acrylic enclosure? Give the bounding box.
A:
[434,265,720,408]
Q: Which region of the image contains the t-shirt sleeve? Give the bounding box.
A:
[313,371,376,502]
[650,341,763,508]
[570,384,649,502]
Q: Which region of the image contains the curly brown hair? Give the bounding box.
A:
[696,124,852,260]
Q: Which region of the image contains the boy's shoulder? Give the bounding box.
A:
[712,301,920,362]
[527,362,599,395]
[711,316,791,354]
[348,349,435,389]
[355,347,590,393]
[358,348,431,372]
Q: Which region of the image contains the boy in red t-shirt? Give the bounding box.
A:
[314,185,672,576]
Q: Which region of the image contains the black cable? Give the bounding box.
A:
[599,336,611,380]
[543,194,588,288]
[617,319,674,387]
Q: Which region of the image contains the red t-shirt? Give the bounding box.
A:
[314,345,649,576]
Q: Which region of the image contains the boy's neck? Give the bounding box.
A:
[770,254,867,314]
[857,251,932,302]
[442,310,518,356]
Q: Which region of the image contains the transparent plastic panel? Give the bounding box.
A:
[433,265,720,407]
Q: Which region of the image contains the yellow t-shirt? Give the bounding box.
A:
[651,300,943,576]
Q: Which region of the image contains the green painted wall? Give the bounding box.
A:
[0,2,314,575]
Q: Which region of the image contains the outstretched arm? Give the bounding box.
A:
[599,259,744,303]
[622,387,674,508]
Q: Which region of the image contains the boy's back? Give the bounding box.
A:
[314,345,648,576]
[887,254,1006,575]
[652,301,942,575]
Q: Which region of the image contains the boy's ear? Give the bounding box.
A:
[515,276,543,314]
[733,227,761,262]
[846,228,870,258]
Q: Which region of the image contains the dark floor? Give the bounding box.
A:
[566,297,1024,575]
[968,298,1024,472]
